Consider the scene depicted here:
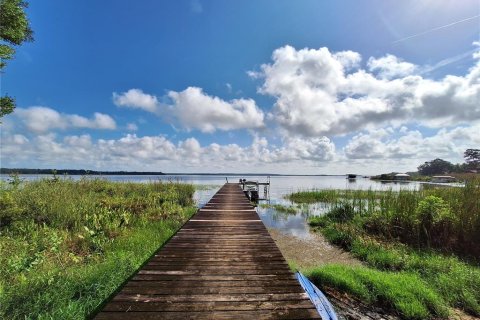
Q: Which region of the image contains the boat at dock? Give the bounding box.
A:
[239,177,270,202]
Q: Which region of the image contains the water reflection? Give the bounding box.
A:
[260,206,314,239]
[176,175,404,240]
[252,175,420,240]
[193,186,221,207]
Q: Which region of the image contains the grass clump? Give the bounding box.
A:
[288,188,388,204]
[309,265,448,319]
[0,177,196,319]
[288,189,341,203]
[259,203,297,214]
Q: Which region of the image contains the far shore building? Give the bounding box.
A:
[394,173,410,181]
[431,176,456,183]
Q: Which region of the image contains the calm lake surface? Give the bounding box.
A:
[1,174,421,240]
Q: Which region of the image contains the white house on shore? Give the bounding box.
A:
[394,173,410,181]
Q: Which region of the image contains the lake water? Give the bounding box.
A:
[1,174,421,240]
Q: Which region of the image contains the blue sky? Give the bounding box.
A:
[1,0,479,174]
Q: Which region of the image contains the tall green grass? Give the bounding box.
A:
[309,265,449,319]
[0,177,196,319]
[313,224,480,315]
[294,179,480,258]
[288,188,388,204]
[299,178,480,318]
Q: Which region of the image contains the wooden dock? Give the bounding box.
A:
[94,183,320,319]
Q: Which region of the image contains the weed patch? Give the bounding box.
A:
[0,178,196,319]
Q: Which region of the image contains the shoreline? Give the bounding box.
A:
[268,228,361,270]
[268,228,479,320]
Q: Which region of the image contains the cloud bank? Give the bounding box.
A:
[3,44,480,173]
[1,132,336,172]
[252,45,480,137]
[14,107,116,133]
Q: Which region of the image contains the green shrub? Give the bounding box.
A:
[0,190,22,227]
[321,223,356,250]
[288,189,340,203]
[325,202,355,222]
[415,196,456,248]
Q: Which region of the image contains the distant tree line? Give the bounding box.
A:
[417,149,480,175]
[0,168,165,175]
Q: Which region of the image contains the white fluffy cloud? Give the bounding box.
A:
[97,134,178,161]
[4,45,479,174]
[1,121,476,174]
[263,137,335,163]
[254,45,480,137]
[344,125,480,162]
[112,89,160,113]
[0,130,335,172]
[113,87,265,133]
[14,107,116,133]
[167,87,265,133]
[367,54,417,79]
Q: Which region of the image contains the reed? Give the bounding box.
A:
[297,179,480,257]
[288,188,390,204]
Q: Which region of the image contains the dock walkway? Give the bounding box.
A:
[94,183,320,319]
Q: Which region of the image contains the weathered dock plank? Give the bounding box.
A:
[94,183,320,319]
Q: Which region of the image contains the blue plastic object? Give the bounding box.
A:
[296,272,338,320]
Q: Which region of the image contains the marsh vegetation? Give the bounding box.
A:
[259,203,297,214]
[0,177,196,319]
[290,179,480,318]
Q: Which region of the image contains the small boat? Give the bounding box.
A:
[296,272,338,320]
[240,180,259,201]
[239,178,270,202]
[346,174,357,179]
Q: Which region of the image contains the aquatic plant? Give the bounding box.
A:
[259,203,297,214]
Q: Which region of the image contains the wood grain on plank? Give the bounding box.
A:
[93,183,320,319]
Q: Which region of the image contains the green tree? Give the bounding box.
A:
[464,148,480,170]
[0,0,33,118]
[417,158,454,176]
[451,162,467,173]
